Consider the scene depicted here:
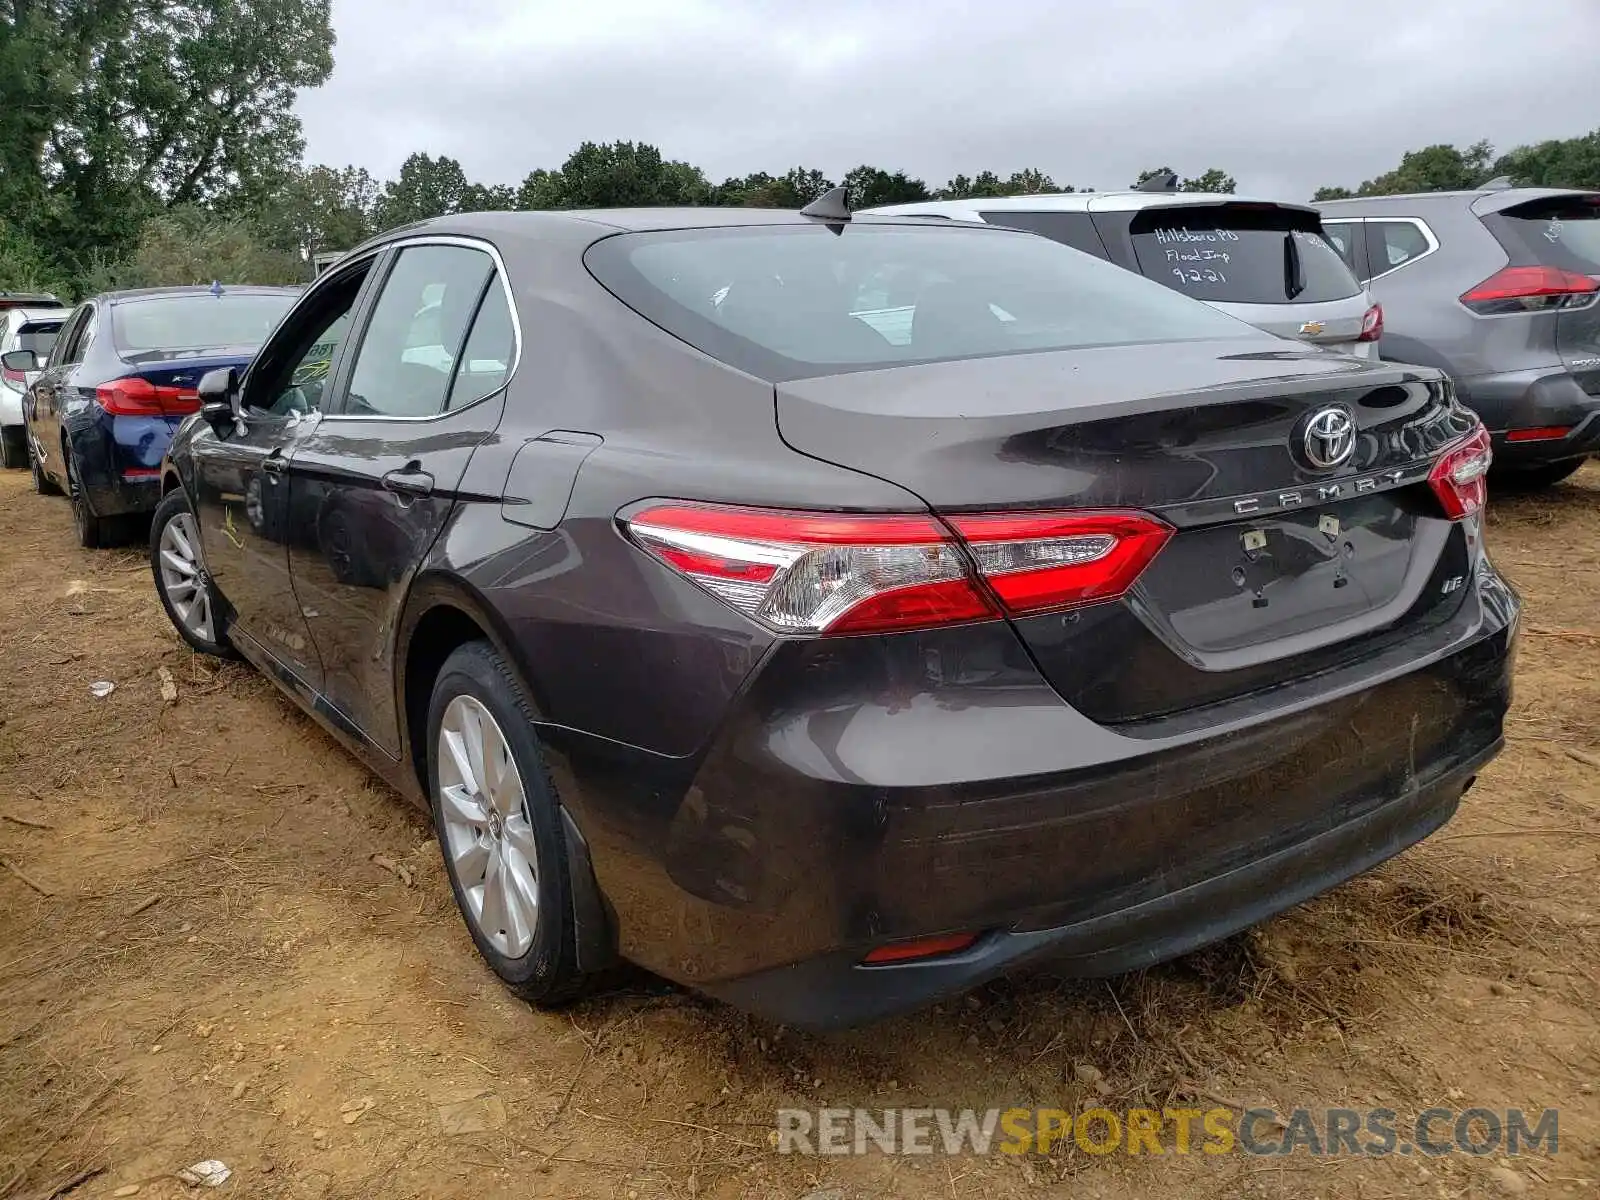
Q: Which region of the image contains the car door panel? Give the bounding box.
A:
[286,239,514,759]
[187,255,381,691]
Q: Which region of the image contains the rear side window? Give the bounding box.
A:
[16,321,63,358]
[1367,220,1433,273]
[113,293,293,354]
[585,224,1260,382]
[1322,224,1362,275]
[977,210,1108,258]
[1485,196,1600,274]
[1128,205,1362,305]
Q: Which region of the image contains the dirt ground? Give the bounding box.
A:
[1,465,1597,1200]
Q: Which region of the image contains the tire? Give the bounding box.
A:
[0,426,23,470]
[1491,459,1587,492]
[150,488,237,658]
[29,435,60,495]
[64,445,112,548]
[427,640,589,1007]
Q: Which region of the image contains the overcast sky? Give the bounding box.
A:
[297,0,1599,202]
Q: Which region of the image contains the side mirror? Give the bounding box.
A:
[198,366,239,433]
[1,349,38,372]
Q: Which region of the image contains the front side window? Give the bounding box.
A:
[246,265,369,416]
[586,223,1261,382]
[345,245,495,418]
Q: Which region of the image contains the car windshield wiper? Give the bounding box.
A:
[1284,232,1306,301]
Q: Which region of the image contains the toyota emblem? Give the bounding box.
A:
[1299,406,1357,470]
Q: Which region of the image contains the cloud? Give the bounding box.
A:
[297,0,1600,201]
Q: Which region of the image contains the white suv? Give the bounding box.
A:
[0,298,70,469]
[866,185,1383,358]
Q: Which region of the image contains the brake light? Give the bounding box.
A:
[622,503,1172,636]
[943,510,1173,615]
[96,376,201,417]
[1428,425,1493,520]
[1358,302,1383,342]
[1460,266,1598,315]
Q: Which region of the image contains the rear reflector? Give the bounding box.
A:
[1505,425,1573,443]
[1428,425,1493,519]
[1460,266,1599,315]
[122,467,161,480]
[96,376,202,417]
[862,932,980,965]
[1357,302,1383,342]
[622,503,1172,636]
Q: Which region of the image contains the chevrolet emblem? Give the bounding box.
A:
[1299,321,1325,336]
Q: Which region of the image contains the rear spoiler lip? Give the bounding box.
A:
[1469,187,1600,217]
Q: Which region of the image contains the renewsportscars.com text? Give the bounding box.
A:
[775,1106,1559,1158]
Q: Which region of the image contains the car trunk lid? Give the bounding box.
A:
[776,340,1479,721]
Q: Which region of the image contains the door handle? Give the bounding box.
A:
[382,467,434,498]
[261,451,287,476]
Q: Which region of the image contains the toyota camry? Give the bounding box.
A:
[148,197,1516,1029]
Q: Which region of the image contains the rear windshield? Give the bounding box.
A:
[15,321,62,357]
[585,223,1262,381]
[1488,196,1600,274]
[111,292,294,355]
[1128,205,1362,305]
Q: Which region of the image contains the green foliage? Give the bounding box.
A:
[1182,168,1235,194]
[1493,131,1600,189]
[253,164,378,255]
[842,166,931,209]
[551,141,713,209]
[713,167,836,208]
[0,0,335,285]
[1312,186,1354,201]
[109,207,306,288]
[0,218,70,297]
[938,169,1074,199]
[375,153,470,230]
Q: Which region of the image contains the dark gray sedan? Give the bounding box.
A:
[149,203,1516,1029]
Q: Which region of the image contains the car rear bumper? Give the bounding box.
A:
[705,740,1494,1029]
[68,415,173,517]
[566,565,1517,1029]
[1461,367,1600,466]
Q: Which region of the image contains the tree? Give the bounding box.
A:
[842,166,931,209]
[714,166,835,208]
[459,182,517,211]
[101,207,304,288]
[553,141,712,208]
[1133,165,1177,188]
[1181,168,1236,193]
[1493,129,1600,190]
[1312,185,1354,202]
[254,164,378,255]
[1358,141,1494,196]
[1,0,335,281]
[516,168,565,210]
[374,153,469,229]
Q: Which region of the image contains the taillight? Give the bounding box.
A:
[622,502,1172,636]
[1428,425,1493,519]
[96,376,201,417]
[943,510,1173,615]
[1460,266,1599,315]
[1357,302,1383,342]
[2,367,26,387]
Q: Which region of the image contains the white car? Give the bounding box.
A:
[865,181,1383,358]
[0,299,71,469]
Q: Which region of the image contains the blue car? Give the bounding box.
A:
[10,284,299,547]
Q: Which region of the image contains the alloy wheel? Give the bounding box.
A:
[158,511,216,644]
[437,694,540,957]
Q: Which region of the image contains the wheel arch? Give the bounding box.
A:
[395,571,617,972]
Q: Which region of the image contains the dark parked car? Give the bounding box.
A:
[1317,185,1600,488]
[148,204,1516,1030]
[7,284,298,546]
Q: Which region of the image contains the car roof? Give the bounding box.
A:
[93,284,304,305]
[1315,186,1600,213]
[864,191,1319,217]
[2,306,71,324]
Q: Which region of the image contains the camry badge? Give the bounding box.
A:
[1300,406,1357,470]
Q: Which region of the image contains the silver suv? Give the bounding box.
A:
[1317,185,1600,488]
[0,298,70,469]
[867,187,1382,357]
